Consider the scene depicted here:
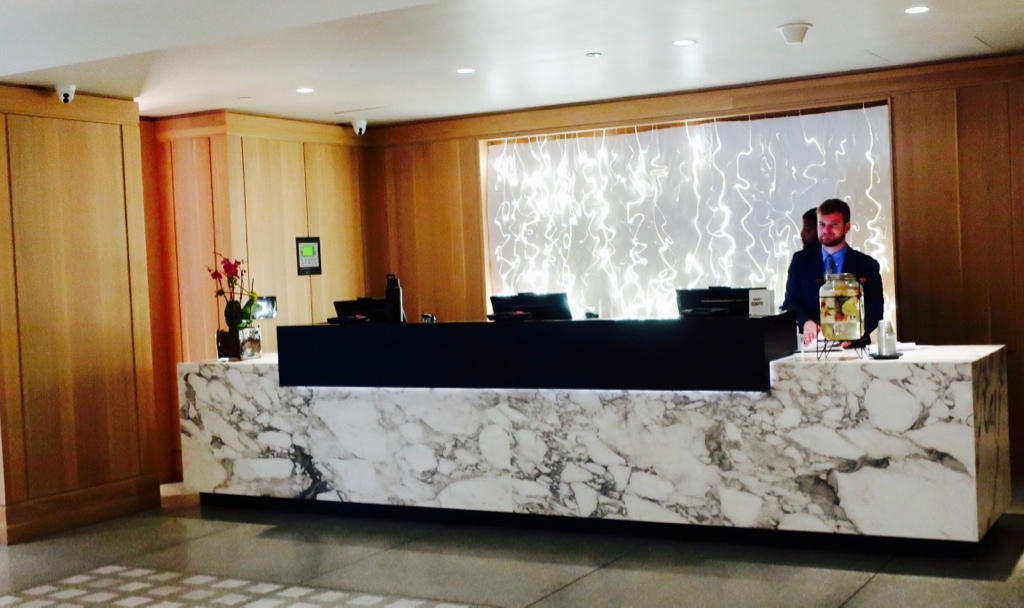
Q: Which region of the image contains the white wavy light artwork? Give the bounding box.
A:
[486,105,894,321]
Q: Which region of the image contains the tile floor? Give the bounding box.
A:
[1,481,1022,608]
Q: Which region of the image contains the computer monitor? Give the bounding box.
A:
[333,297,387,322]
[676,287,756,317]
[489,292,572,321]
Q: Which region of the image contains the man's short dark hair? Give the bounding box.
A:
[802,208,817,223]
[818,198,851,223]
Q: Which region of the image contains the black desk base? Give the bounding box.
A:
[277,314,795,392]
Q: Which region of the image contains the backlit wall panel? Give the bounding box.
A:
[486,105,894,320]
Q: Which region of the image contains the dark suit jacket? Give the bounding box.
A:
[782,246,883,342]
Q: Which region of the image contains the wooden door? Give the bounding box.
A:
[8,115,140,498]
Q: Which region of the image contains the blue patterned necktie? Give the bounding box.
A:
[825,254,837,276]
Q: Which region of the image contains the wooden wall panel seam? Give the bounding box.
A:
[121,125,153,479]
[240,137,251,262]
[161,143,184,359]
[207,139,221,255]
[301,145,314,322]
[123,126,155,479]
[118,127,143,480]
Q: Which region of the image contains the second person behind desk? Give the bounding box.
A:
[489,292,573,321]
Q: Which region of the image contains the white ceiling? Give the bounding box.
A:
[2,0,1023,128]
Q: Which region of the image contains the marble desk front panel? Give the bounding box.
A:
[179,346,1010,541]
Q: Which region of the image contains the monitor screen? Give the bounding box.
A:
[333,297,387,322]
[490,292,572,321]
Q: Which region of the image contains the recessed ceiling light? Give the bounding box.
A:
[456,68,476,74]
[586,52,602,58]
[905,6,929,14]
[295,87,315,94]
[673,39,697,47]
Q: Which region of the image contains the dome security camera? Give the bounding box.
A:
[57,84,76,104]
[352,120,367,136]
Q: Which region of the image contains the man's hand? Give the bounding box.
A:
[802,319,819,344]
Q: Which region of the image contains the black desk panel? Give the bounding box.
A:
[277,313,795,392]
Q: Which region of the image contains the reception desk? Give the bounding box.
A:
[179,343,1010,542]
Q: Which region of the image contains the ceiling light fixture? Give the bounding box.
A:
[585,52,602,58]
[673,39,697,47]
[905,6,929,14]
[295,87,315,94]
[776,23,812,45]
[456,68,476,74]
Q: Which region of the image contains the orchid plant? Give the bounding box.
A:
[209,254,258,330]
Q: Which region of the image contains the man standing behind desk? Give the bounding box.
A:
[783,199,883,346]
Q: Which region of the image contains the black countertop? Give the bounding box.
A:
[277,313,796,392]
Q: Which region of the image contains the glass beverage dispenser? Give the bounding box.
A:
[819,273,864,342]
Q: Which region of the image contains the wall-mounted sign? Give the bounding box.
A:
[296,237,321,275]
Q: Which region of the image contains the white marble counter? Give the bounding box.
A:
[179,345,1011,541]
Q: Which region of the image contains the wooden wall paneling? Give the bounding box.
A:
[0,84,138,126]
[955,83,1015,348]
[11,115,82,495]
[155,112,228,142]
[8,116,138,497]
[304,143,366,323]
[357,148,380,296]
[0,115,28,504]
[890,89,965,345]
[423,140,468,322]
[211,134,248,263]
[170,138,219,361]
[359,147,394,297]
[2,475,158,545]
[65,120,141,488]
[459,138,487,320]
[225,113,354,146]
[241,136,311,352]
[140,121,179,482]
[1011,81,1024,312]
[227,135,247,259]
[121,124,156,481]
[1008,80,1024,473]
[210,135,234,258]
[159,110,351,145]
[155,138,182,361]
[385,146,424,319]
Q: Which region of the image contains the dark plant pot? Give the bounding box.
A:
[216,326,262,360]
